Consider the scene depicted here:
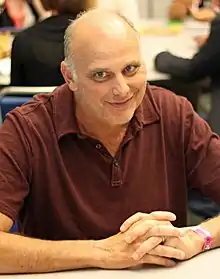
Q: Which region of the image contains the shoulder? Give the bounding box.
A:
[146,85,195,151]
[148,85,193,118]
[13,18,47,44]
[5,88,57,134]
[146,85,194,140]
[6,84,68,130]
[210,15,220,34]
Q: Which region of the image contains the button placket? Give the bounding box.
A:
[111,159,122,187]
[95,143,102,149]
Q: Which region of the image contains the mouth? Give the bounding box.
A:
[107,96,134,108]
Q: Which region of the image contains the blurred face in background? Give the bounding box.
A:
[212,0,220,11]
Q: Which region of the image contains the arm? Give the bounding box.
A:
[199,215,220,248]
[0,212,96,274]
[194,34,208,47]
[0,211,182,273]
[31,0,51,20]
[0,114,98,273]
[124,99,220,261]
[170,98,220,257]
[155,17,220,82]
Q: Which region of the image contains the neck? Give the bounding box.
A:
[76,108,128,142]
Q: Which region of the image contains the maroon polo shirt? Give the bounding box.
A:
[0,84,220,240]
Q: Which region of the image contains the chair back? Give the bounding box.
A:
[0,86,56,123]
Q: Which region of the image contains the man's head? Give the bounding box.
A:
[61,9,147,127]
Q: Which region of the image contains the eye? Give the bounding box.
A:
[123,65,139,76]
[93,71,109,81]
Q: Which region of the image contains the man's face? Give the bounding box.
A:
[71,31,147,126]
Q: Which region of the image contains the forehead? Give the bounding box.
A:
[73,31,141,70]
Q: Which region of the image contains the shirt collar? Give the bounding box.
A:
[53,84,160,141]
[53,84,79,140]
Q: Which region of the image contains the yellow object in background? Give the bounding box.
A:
[0,32,11,59]
[136,21,183,36]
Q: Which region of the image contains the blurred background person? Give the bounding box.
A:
[88,0,140,25]
[0,0,41,29]
[168,0,218,22]
[31,0,52,21]
[155,0,220,135]
[10,0,88,86]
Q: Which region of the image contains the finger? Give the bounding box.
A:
[150,211,176,222]
[120,211,175,233]
[147,225,183,238]
[149,245,185,260]
[132,236,162,260]
[125,219,155,243]
[120,212,149,232]
[141,254,176,267]
[125,220,173,244]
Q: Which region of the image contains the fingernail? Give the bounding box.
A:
[120,226,124,232]
[168,261,176,267]
[125,236,132,243]
[132,253,139,260]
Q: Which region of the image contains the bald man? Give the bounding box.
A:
[1,9,220,274]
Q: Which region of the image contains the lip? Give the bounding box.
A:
[107,96,133,107]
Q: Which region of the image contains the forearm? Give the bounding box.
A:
[32,0,51,19]
[200,214,220,249]
[0,231,98,274]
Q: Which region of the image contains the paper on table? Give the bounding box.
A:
[0,58,11,76]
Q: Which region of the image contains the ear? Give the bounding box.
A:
[60,61,77,91]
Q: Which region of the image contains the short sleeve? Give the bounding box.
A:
[0,112,32,221]
[184,100,220,205]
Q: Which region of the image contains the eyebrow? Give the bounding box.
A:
[88,60,141,73]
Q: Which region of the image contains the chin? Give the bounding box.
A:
[109,113,134,126]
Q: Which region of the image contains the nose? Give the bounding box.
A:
[113,74,130,97]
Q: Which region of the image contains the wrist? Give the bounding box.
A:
[88,239,109,269]
[67,240,104,268]
[187,229,204,255]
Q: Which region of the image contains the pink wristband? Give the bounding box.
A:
[191,226,213,251]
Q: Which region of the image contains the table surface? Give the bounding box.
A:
[0,19,210,86]
[0,248,219,278]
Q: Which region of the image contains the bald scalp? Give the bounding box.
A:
[64,9,140,77]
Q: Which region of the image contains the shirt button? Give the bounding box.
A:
[96,144,102,149]
[113,160,119,167]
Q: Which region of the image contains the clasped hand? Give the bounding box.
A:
[96,211,204,269]
[96,211,183,269]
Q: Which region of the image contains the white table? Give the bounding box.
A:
[0,19,210,86]
[0,58,10,86]
[0,248,219,279]
[0,75,10,86]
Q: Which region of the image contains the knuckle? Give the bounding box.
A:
[153,225,162,235]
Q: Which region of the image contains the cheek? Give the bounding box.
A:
[130,73,147,93]
[77,82,107,107]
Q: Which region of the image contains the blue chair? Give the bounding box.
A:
[0,96,32,122]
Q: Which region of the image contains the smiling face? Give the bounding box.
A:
[62,12,147,128]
